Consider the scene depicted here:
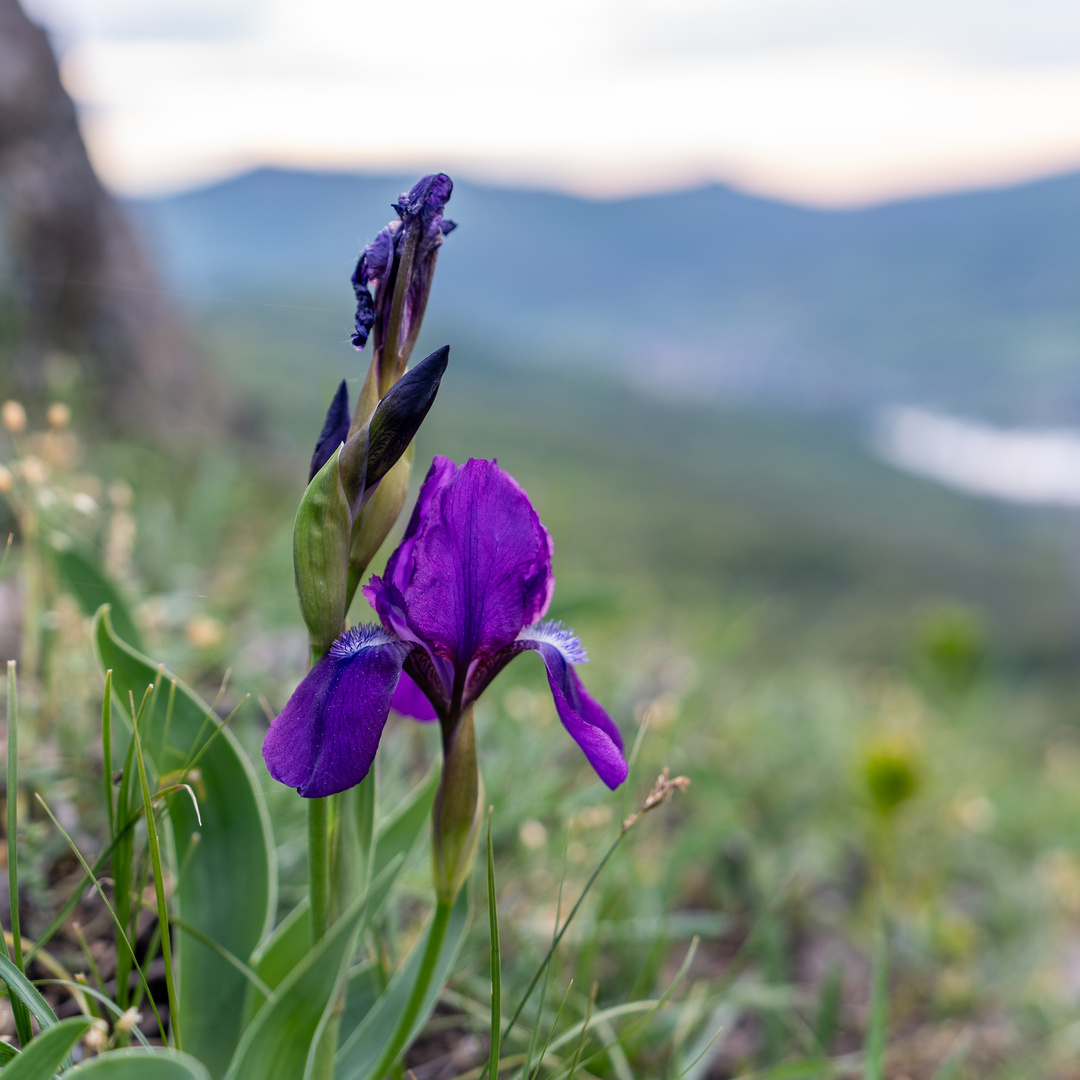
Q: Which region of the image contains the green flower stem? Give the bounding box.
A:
[309,796,331,942]
[5,662,32,1050]
[366,898,453,1080]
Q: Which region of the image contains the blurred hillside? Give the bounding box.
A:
[117,167,1080,669]
[132,167,1080,423]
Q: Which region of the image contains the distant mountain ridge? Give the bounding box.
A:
[130,167,1080,423]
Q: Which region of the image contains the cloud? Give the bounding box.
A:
[31,0,1080,203]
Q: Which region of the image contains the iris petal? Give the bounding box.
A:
[262,626,410,798]
[398,457,555,665]
[390,671,439,722]
[518,621,628,790]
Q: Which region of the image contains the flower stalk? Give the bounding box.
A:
[432,706,484,905]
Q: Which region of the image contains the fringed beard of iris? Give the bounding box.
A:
[263,457,629,900]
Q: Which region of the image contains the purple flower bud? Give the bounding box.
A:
[350,174,455,397]
[308,380,350,482]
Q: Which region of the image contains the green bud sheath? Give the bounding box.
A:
[293,448,351,659]
[432,705,484,905]
[346,446,413,610]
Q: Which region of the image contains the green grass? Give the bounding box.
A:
[9,307,1080,1075]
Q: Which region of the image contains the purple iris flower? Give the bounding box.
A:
[263,457,628,798]
[351,174,456,374]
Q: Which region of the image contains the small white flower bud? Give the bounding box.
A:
[115,1007,141,1034]
[1,401,26,433]
[83,1018,109,1052]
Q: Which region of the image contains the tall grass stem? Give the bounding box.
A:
[131,684,182,1050]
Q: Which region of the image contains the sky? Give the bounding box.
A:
[23,0,1080,206]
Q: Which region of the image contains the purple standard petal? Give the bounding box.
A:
[262,625,410,798]
[365,455,457,638]
[390,671,439,722]
[398,458,555,665]
[518,621,628,790]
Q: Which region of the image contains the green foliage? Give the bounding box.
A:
[58,1049,211,1079]
[861,738,922,817]
[93,607,276,1077]
[0,952,60,1034]
[485,809,501,1080]
[335,888,469,1080]
[221,874,391,1080]
[916,603,987,693]
[0,1017,93,1080]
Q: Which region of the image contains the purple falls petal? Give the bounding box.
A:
[390,671,439,722]
[395,458,555,665]
[262,625,410,798]
[518,621,627,790]
[308,380,350,482]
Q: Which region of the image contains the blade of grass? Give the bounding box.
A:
[863,916,888,1080]
[113,710,139,1014]
[672,1020,727,1080]
[504,828,626,1042]
[73,927,105,1015]
[521,836,569,1080]
[102,671,115,838]
[595,1018,633,1080]
[527,980,574,1080]
[179,694,250,780]
[160,679,177,763]
[566,984,596,1080]
[6,662,33,1050]
[25,814,139,964]
[486,808,502,1080]
[575,937,701,1077]
[505,768,693,1049]
[0,534,12,583]
[131,683,182,1050]
[34,793,166,1042]
[0,952,58,1032]
[35,980,153,1049]
[22,928,93,1017]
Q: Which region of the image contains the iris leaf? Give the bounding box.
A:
[0,952,58,1033]
[222,858,401,1080]
[58,1049,211,1079]
[334,887,469,1080]
[93,606,276,1078]
[0,1016,92,1080]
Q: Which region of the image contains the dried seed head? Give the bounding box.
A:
[0,466,12,494]
[623,767,691,832]
[1,401,26,433]
[46,403,71,429]
[115,1007,141,1034]
[83,1018,109,1052]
